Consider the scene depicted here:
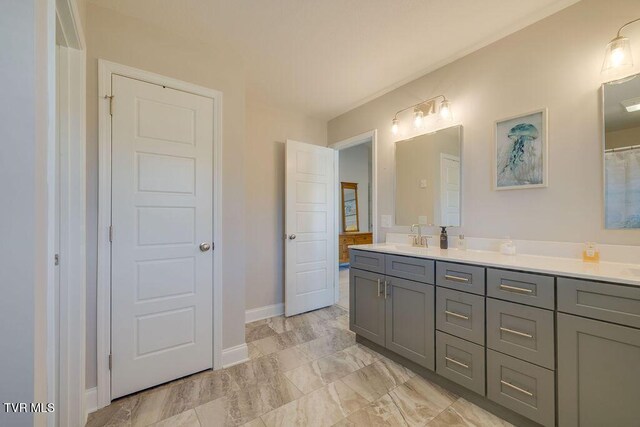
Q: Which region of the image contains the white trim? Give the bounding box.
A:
[245,303,284,323]
[85,388,98,415]
[221,344,250,368]
[54,1,87,426]
[97,60,224,409]
[330,130,378,305]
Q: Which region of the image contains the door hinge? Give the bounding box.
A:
[109,225,113,242]
[54,254,59,266]
[105,95,114,115]
[108,354,112,370]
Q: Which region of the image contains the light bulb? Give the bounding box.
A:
[440,99,452,120]
[602,36,633,73]
[611,47,626,67]
[413,108,424,128]
[391,118,399,135]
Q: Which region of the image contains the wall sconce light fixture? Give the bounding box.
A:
[602,18,640,74]
[391,95,452,135]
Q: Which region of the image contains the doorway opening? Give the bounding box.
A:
[331,131,377,311]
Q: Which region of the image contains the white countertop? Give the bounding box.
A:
[350,243,640,287]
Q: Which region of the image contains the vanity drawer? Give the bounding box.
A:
[436,288,485,345]
[558,277,640,328]
[487,349,555,427]
[436,262,485,295]
[339,236,355,245]
[487,268,555,309]
[486,299,555,369]
[385,255,435,284]
[354,234,373,245]
[436,331,485,396]
[349,249,385,274]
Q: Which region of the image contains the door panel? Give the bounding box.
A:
[440,155,460,226]
[349,269,385,346]
[557,313,640,427]
[111,75,214,399]
[285,140,335,316]
[385,277,435,370]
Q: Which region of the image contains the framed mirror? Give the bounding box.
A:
[394,125,462,227]
[603,74,640,229]
[341,182,359,232]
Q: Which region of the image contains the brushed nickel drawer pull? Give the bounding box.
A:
[445,356,469,369]
[384,281,389,299]
[500,380,534,397]
[499,284,533,294]
[500,327,533,339]
[377,278,381,297]
[445,310,470,320]
[445,274,470,283]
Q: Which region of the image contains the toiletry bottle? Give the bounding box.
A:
[583,242,600,263]
[500,237,516,255]
[457,234,467,251]
[440,226,448,249]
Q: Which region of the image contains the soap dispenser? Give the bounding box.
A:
[440,226,448,249]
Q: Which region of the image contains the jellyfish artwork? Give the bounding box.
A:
[501,123,542,185]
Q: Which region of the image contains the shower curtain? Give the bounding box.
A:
[605,147,640,228]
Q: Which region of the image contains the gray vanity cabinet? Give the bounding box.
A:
[349,249,435,370]
[385,277,435,369]
[350,248,640,427]
[349,268,386,346]
[557,313,640,427]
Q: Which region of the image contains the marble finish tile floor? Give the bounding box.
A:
[337,267,349,310]
[87,305,512,427]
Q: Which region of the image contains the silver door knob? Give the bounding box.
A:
[199,242,211,252]
[288,234,296,240]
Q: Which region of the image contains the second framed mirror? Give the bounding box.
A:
[341,182,359,232]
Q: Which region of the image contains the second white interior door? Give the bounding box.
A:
[285,140,336,317]
[110,75,214,398]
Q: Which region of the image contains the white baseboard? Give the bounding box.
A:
[85,387,97,414]
[245,302,284,323]
[222,343,249,368]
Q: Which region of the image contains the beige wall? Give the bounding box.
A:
[85,3,247,388]
[605,126,640,149]
[244,100,327,311]
[329,0,640,246]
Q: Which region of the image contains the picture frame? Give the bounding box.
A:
[494,108,548,190]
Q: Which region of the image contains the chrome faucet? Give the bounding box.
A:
[410,224,429,247]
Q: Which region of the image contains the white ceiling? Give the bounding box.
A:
[89,0,581,120]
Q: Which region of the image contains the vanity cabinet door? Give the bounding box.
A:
[558,313,640,427]
[349,268,385,346]
[385,277,435,370]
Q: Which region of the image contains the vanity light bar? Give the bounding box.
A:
[391,95,452,134]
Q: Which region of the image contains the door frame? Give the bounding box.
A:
[329,130,378,304]
[54,1,87,426]
[97,60,223,409]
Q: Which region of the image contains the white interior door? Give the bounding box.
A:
[440,154,461,226]
[285,140,336,317]
[111,75,214,398]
